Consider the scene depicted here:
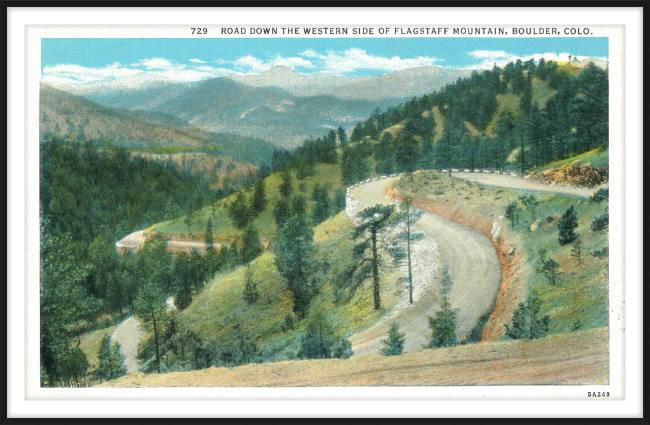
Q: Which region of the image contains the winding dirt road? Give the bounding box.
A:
[450,171,598,198]
[110,296,176,373]
[346,176,502,356]
[110,316,147,373]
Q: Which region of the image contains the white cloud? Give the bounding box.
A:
[271,56,313,69]
[132,58,185,71]
[189,58,207,64]
[234,55,267,72]
[42,56,240,86]
[232,55,313,73]
[468,50,511,60]
[41,63,143,86]
[300,48,441,74]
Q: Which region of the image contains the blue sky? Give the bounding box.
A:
[41,37,608,86]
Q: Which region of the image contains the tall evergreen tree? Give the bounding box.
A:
[134,281,168,373]
[95,334,127,383]
[41,235,94,387]
[311,183,331,225]
[395,134,419,180]
[274,215,317,315]
[205,217,213,248]
[227,191,252,229]
[240,225,263,265]
[345,205,397,310]
[273,197,291,231]
[279,169,293,198]
[337,126,348,148]
[558,205,578,245]
[251,178,267,215]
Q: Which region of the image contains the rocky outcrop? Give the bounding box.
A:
[535,161,608,187]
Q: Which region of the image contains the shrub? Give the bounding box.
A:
[428,299,457,348]
[381,322,405,356]
[590,187,608,203]
[536,252,560,285]
[558,205,578,245]
[332,338,354,359]
[505,295,550,340]
[590,211,609,231]
[281,312,297,332]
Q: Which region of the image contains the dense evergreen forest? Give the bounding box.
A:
[269,59,608,178]
[40,58,609,386]
[40,138,224,386]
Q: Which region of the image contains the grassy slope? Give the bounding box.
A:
[149,163,346,240]
[534,146,609,173]
[395,169,608,337]
[178,211,404,360]
[100,327,608,387]
[79,325,117,368]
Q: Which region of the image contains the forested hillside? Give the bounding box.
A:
[40,138,220,386]
[277,59,608,178]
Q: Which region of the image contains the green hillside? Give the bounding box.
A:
[534,147,609,173]
[149,162,348,241]
[138,212,405,371]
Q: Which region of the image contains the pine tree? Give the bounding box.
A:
[440,267,453,297]
[520,74,534,114]
[505,201,519,227]
[311,183,331,224]
[428,298,458,348]
[337,126,348,148]
[381,322,406,356]
[240,225,263,265]
[279,169,293,198]
[95,334,127,383]
[505,295,550,340]
[571,239,583,265]
[273,197,291,231]
[536,250,559,285]
[134,281,168,373]
[291,195,306,216]
[205,218,213,248]
[227,191,252,229]
[242,267,260,304]
[395,134,419,180]
[558,205,578,245]
[251,178,267,215]
[274,215,316,315]
[345,205,397,310]
[333,188,346,213]
[392,196,424,304]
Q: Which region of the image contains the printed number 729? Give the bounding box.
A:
[191,28,207,35]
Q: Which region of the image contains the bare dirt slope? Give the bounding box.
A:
[451,171,597,198]
[99,327,608,387]
[346,177,501,355]
[115,230,221,254]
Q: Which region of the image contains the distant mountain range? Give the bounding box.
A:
[228,65,472,101]
[43,65,472,148]
[39,84,275,165]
